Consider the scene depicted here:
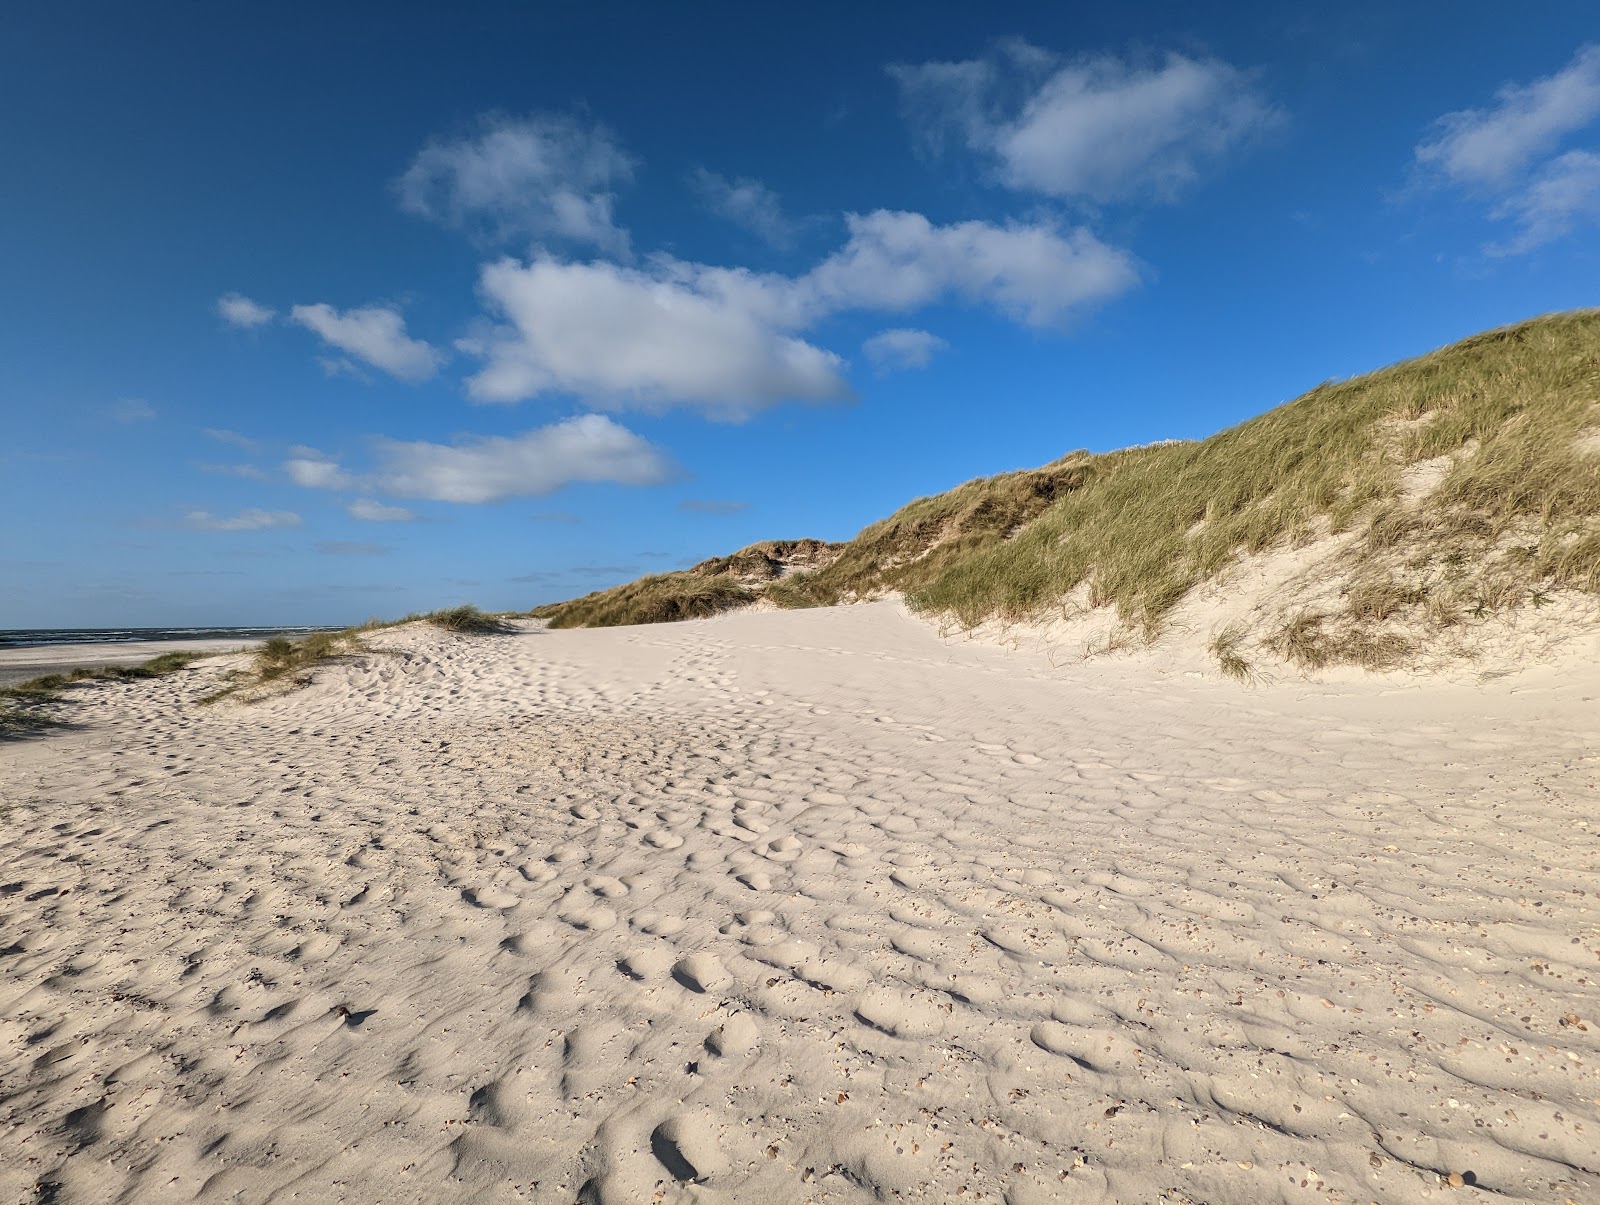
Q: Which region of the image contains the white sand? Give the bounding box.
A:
[0,639,267,688]
[1,601,1596,1204]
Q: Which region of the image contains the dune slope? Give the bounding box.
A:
[535,310,1600,674]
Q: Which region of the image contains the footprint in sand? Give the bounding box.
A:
[583,875,629,898]
[757,834,803,862]
[651,1113,727,1183]
[704,1012,761,1058]
[642,830,684,850]
[461,886,521,910]
[557,900,617,931]
[617,946,675,981]
[854,987,948,1039]
[672,953,731,994]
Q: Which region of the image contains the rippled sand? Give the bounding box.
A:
[2,602,1596,1203]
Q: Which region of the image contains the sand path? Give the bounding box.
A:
[1,602,1596,1204]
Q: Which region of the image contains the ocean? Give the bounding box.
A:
[0,626,335,651]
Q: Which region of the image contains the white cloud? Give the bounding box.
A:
[204,427,257,448]
[462,213,1134,413]
[371,414,676,503]
[198,462,268,480]
[184,508,301,532]
[1489,149,1600,254]
[463,257,851,416]
[803,211,1137,327]
[863,327,949,371]
[348,498,417,522]
[216,292,275,328]
[397,113,634,251]
[1416,46,1600,188]
[290,303,442,383]
[283,452,352,489]
[692,169,796,246]
[891,42,1281,202]
[104,398,156,423]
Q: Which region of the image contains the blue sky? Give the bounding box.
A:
[5,2,1600,627]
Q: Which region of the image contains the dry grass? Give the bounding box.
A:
[1208,624,1256,682]
[533,575,756,629]
[526,309,1600,669]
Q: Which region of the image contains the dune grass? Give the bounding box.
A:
[532,575,756,629]
[526,309,1600,670]
[0,651,204,735]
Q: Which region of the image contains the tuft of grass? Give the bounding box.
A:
[419,605,513,634]
[1208,624,1256,682]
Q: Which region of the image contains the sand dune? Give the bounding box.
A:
[2,602,1597,1203]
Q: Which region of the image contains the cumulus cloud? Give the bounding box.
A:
[316,541,391,556]
[283,451,352,489]
[463,257,852,416]
[678,498,748,514]
[397,112,634,251]
[216,292,275,328]
[891,41,1281,202]
[370,414,676,503]
[462,213,1133,414]
[863,328,949,371]
[1488,149,1600,254]
[348,498,417,522]
[290,303,442,382]
[1417,46,1600,188]
[805,211,1136,326]
[184,508,301,532]
[692,169,797,247]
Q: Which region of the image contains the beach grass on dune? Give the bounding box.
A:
[0,651,206,734]
[530,309,1600,669]
[531,575,756,628]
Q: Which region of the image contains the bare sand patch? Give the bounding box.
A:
[1,604,1596,1203]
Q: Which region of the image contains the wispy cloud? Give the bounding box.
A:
[184,508,302,532]
[348,498,417,522]
[891,41,1282,202]
[216,292,276,328]
[204,427,258,449]
[678,498,748,514]
[862,327,949,372]
[103,398,157,423]
[197,462,268,480]
[290,303,442,382]
[398,112,634,251]
[1414,45,1600,254]
[691,169,798,247]
[1416,45,1600,189]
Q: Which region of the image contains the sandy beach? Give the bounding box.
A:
[1,601,1596,1204]
[0,640,270,689]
